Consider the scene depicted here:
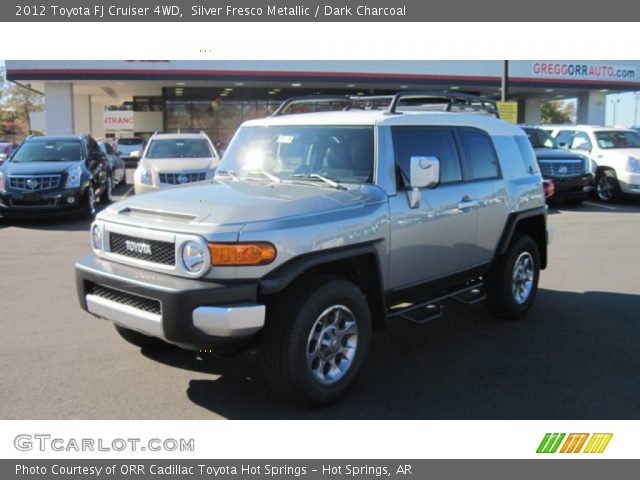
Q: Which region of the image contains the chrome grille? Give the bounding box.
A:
[9,175,61,191]
[109,232,175,266]
[539,159,585,177]
[87,282,161,315]
[158,171,207,185]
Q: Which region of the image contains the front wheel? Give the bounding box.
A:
[83,186,97,219]
[485,234,540,320]
[595,169,620,203]
[262,276,372,405]
[99,174,114,204]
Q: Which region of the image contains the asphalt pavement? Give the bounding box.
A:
[1,173,639,419]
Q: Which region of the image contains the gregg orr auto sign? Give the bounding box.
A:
[532,62,636,81]
[104,110,133,130]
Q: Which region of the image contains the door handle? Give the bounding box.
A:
[458,198,479,210]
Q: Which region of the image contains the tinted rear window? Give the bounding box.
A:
[118,138,144,145]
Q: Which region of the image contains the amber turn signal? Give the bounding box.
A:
[208,242,276,266]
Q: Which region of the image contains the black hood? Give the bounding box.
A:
[2,160,82,175]
[534,148,586,160]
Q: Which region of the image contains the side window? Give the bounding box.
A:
[87,138,100,155]
[570,131,592,151]
[391,127,462,185]
[554,130,575,148]
[459,129,501,180]
[515,136,540,173]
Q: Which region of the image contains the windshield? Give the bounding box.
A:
[146,138,214,159]
[522,128,559,149]
[216,125,374,184]
[594,130,640,149]
[10,139,83,163]
[118,138,144,146]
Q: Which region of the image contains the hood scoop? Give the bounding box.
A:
[117,206,199,223]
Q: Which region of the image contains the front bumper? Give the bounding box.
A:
[0,187,88,217]
[75,255,265,349]
[544,174,593,199]
[618,172,640,195]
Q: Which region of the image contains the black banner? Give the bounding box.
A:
[5,0,640,21]
[4,460,638,480]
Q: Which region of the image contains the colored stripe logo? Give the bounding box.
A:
[537,433,612,454]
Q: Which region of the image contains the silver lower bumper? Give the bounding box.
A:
[86,294,265,341]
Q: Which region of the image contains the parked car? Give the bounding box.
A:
[75,92,550,404]
[542,125,640,202]
[99,141,126,186]
[133,132,220,195]
[116,137,146,165]
[520,126,593,205]
[0,135,113,218]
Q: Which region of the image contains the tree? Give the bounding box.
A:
[540,100,575,124]
[0,66,44,139]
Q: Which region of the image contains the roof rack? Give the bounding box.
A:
[271,95,352,117]
[270,91,501,118]
[385,91,500,118]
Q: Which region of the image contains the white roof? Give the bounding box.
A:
[544,124,636,133]
[242,110,527,136]
[152,132,211,140]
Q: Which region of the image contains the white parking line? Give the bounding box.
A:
[584,201,617,210]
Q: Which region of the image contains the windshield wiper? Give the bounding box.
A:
[216,169,239,181]
[290,173,346,190]
[247,170,282,183]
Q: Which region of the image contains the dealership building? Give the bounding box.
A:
[6,60,640,145]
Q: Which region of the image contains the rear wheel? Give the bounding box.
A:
[485,234,540,320]
[595,169,620,203]
[114,325,171,350]
[262,276,372,405]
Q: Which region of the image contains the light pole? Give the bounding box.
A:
[610,98,621,126]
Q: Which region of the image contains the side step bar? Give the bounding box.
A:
[387,279,486,325]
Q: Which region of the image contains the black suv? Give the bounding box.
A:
[0,135,112,218]
[521,127,594,205]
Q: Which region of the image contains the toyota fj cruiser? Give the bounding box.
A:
[75,92,551,404]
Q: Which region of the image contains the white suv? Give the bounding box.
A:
[541,125,640,202]
[134,132,220,195]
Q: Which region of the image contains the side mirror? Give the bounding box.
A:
[86,153,101,167]
[574,144,591,152]
[407,156,440,209]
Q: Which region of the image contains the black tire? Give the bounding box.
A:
[99,174,114,204]
[485,234,540,320]
[595,169,621,203]
[114,325,171,350]
[83,186,97,219]
[262,275,372,405]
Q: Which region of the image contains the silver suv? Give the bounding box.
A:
[75,92,551,404]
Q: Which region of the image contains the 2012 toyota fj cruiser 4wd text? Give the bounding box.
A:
[75,92,551,405]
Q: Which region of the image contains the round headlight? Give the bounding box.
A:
[181,241,206,273]
[91,224,102,251]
